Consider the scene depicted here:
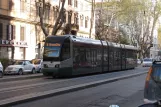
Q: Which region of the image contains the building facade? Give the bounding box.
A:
[0,0,95,60]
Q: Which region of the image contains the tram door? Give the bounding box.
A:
[91,49,97,71]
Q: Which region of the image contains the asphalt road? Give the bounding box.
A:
[0,66,149,106]
[12,71,147,107]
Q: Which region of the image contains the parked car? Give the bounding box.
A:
[0,61,3,78]
[142,58,153,67]
[30,59,42,73]
[144,61,161,103]
[4,60,36,75]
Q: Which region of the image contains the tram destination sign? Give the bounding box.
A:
[0,40,28,47]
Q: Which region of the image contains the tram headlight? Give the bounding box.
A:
[44,64,48,68]
[55,64,60,68]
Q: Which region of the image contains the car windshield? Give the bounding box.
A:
[152,67,161,82]
[14,61,23,65]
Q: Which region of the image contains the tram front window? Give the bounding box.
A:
[44,46,60,57]
[43,43,61,61]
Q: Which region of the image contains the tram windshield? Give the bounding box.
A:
[43,37,63,61]
[43,36,71,61]
[44,46,60,57]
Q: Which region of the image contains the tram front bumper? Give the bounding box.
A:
[42,68,59,76]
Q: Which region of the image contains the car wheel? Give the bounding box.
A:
[0,71,3,78]
[18,69,23,75]
[32,68,36,74]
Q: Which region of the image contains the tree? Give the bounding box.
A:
[37,0,66,37]
[106,0,161,58]
[123,0,161,58]
[95,0,121,42]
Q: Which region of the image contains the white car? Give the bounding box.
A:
[31,59,42,73]
[4,60,36,75]
[142,58,153,67]
[137,59,141,65]
[0,61,3,78]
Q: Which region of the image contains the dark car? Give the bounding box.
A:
[144,61,161,103]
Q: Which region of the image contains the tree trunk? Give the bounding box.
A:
[89,0,95,38]
[39,0,48,37]
[52,0,66,35]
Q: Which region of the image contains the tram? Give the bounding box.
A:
[42,35,138,77]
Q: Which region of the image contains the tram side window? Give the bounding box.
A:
[86,49,90,62]
[73,48,78,63]
[61,39,70,61]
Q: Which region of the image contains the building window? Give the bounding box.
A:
[20,47,25,60]
[68,11,73,24]
[44,4,50,22]
[0,23,3,39]
[85,16,89,28]
[68,0,72,5]
[7,25,16,40]
[49,8,53,20]
[81,2,83,10]
[74,13,78,24]
[20,0,26,13]
[54,6,59,20]
[63,9,66,23]
[20,26,25,41]
[36,2,40,16]
[0,0,9,10]
[74,0,78,7]
[13,25,16,39]
[9,0,14,11]
[80,15,84,27]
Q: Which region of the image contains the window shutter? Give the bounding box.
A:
[12,25,15,40]
[7,25,9,40]
[7,25,12,40]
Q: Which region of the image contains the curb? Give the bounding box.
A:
[0,71,148,106]
[0,74,43,82]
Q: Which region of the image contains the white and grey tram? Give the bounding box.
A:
[42,35,138,77]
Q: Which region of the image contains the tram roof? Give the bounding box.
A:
[47,35,138,50]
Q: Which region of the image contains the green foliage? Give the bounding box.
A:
[119,36,130,45]
[158,26,161,32]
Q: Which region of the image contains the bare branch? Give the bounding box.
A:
[52,0,66,35]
